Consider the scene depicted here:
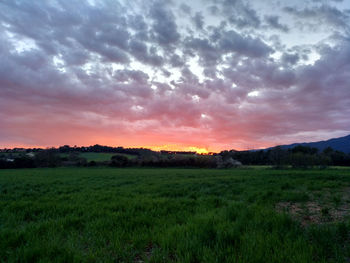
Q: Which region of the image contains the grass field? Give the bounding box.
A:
[1,167,350,262]
[60,152,137,162]
[79,152,136,162]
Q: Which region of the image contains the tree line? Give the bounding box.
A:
[220,145,350,167]
[0,144,349,169]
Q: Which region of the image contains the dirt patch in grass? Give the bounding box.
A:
[134,242,156,263]
[276,201,350,226]
[277,187,350,226]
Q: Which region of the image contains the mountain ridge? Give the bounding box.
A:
[270,134,350,153]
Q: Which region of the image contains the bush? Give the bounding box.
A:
[289,153,316,168]
[34,150,61,167]
[0,157,36,169]
[88,161,97,166]
[110,155,129,167]
[136,154,217,168]
[216,156,242,168]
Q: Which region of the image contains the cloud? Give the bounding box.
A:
[192,12,205,30]
[218,30,273,57]
[264,15,289,32]
[0,0,349,151]
[179,3,192,15]
[184,36,221,66]
[128,40,164,66]
[212,0,261,28]
[284,4,350,32]
[149,1,180,45]
[281,53,300,65]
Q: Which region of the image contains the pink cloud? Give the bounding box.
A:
[0,1,349,151]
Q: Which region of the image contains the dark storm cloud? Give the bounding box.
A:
[129,40,164,66]
[184,37,221,66]
[264,15,289,32]
[0,0,131,62]
[128,14,148,31]
[218,30,273,57]
[113,70,149,84]
[149,1,180,45]
[183,24,273,69]
[169,54,186,67]
[179,3,192,15]
[211,0,261,28]
[313,0,344,3]
[281,53,300,65]
[284,5,350,31]
[192,12,205,30]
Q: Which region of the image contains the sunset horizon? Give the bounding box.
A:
[1,0,350,155]
[2,132,350,154]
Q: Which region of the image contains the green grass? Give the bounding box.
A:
[1,167,350,262]
[61,152,137,162]
[80,152,131,162]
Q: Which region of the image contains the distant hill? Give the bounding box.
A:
[272,134,350,153]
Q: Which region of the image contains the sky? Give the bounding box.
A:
[0,0,350,153]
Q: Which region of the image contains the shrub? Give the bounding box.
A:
[110,155,129,167]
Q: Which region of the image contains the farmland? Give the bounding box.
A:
[1,167,350,262]
[60,152,137,162]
